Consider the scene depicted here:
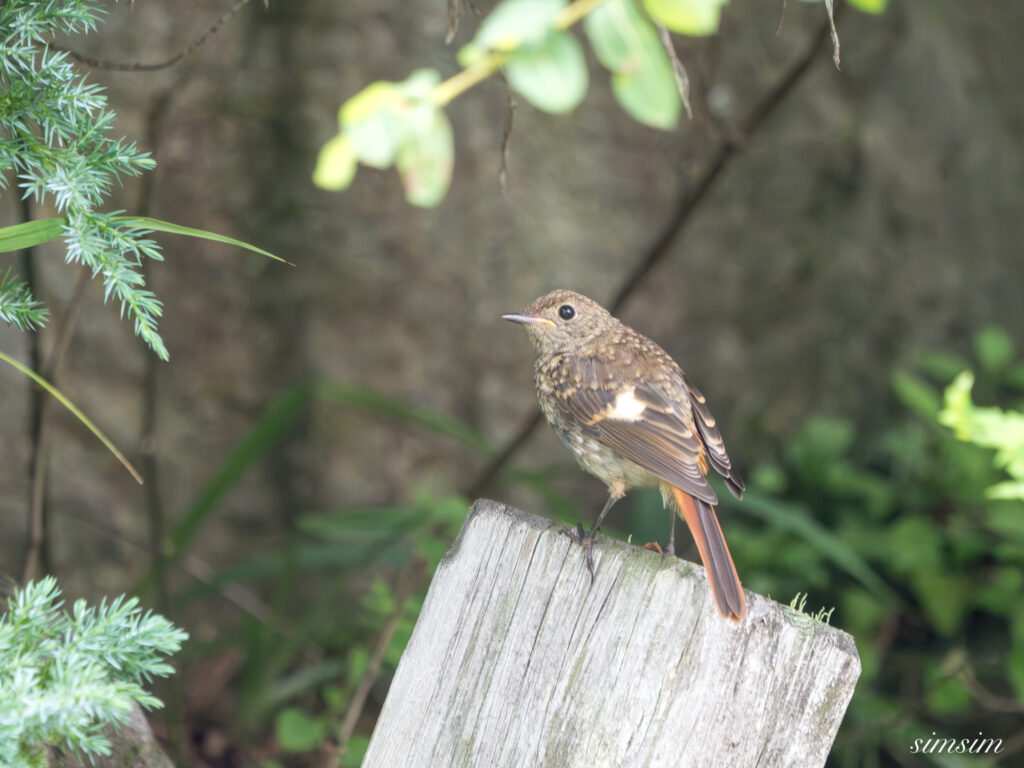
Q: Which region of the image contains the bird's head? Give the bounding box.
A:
[503,289,616,355]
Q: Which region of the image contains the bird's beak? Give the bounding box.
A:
[502,313,555,328]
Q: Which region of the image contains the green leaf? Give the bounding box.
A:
[734,491,899,605]
[848,0,888,14]
[918,351,970,382]
[912,570,969,636]
[139,383,312,593]
[396,68,443,100]
[988,480,1024,500]
[985,505,1024,540]
[340,82,407,168]
[890,370,940,420]
[974,326,1014,373]
[335,70,445,184]
[396,107,455,207]
[643,0,728,37]
[340,80,404,124]
[340,736,371,768]
[924,669,972,715]
[938,370,976,438]
[313,134,358,191]
[300,506,421,543]
[0,216,285,264]
[506,30,588,114]
[474,0,565,52]
[118,216,288,264]
[0,218,66,252]
[586,0,681,129]
[885,516,942,576]
[275,707,326,752]
[313,382,491,453]
[1010,643,1024,701]
[0,349,142,484]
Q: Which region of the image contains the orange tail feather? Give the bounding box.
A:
[669,485,746,621]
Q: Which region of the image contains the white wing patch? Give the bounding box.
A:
[607,387,647,422]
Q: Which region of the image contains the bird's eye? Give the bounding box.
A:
[558,304,576,321]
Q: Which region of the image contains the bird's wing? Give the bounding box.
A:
[684,377,744,499]
[552,359,719,504]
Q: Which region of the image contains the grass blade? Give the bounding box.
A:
[733,490,900,606]
[117,216,292,265]
[0,218,66,252]
[0,350,142,484]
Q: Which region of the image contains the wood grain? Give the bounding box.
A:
[363,500,861,768]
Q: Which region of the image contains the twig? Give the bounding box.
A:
[55,506,276,627]
[446,0,461,44]
[658,27,692,120]
[499,88,516,194]
[21,196,45,583]
[463,12,835,500]
[22,269,123,583]
[56,0,258,72]
[987,727,1024,766]
[824,0,841,69]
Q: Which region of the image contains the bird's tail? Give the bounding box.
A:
[669,485,746,621]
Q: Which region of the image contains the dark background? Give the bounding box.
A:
[1,0,1022,765]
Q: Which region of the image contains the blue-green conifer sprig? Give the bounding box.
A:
[0,267,48,329]
[0,0,169,356]
[0,576,189,766]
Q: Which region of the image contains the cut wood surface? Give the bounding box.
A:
[363,500,861,768]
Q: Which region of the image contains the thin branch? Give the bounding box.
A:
[824,0,841,70]
[56,0,258,72]
[499,88,516,194]
[463,13,835,500]
[987,727,1024,766]
[658,27,692,120]
[446,0,462,44]
[56,506,275,627]
[21,196,46,585]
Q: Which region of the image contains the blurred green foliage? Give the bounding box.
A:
[158,330,1022,766]
[709,326,1024,767]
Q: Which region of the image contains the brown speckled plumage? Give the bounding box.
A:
[504,289,746,621]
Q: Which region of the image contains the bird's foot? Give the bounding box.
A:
[571,522,597,582]
[643,542,663,554]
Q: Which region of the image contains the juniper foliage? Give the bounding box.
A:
[0,577,188,767]
[0,0,169,357]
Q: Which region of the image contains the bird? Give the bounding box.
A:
[503,289,746,621]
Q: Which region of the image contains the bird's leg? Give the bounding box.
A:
[666,505,676,556]
[585,492,621,539]
[571,489,622,580]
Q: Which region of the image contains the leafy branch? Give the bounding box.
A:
[314,0,887,207]
[0,267,47,330]
[940,371,1024,500]
[313,0,720,205]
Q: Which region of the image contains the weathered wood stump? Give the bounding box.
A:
[363,500,861,768]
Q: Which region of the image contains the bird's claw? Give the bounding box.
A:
[571,522,597,582]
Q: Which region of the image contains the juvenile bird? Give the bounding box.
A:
[503,289,746,621]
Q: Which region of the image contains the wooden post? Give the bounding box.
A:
[363,500,861,768]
